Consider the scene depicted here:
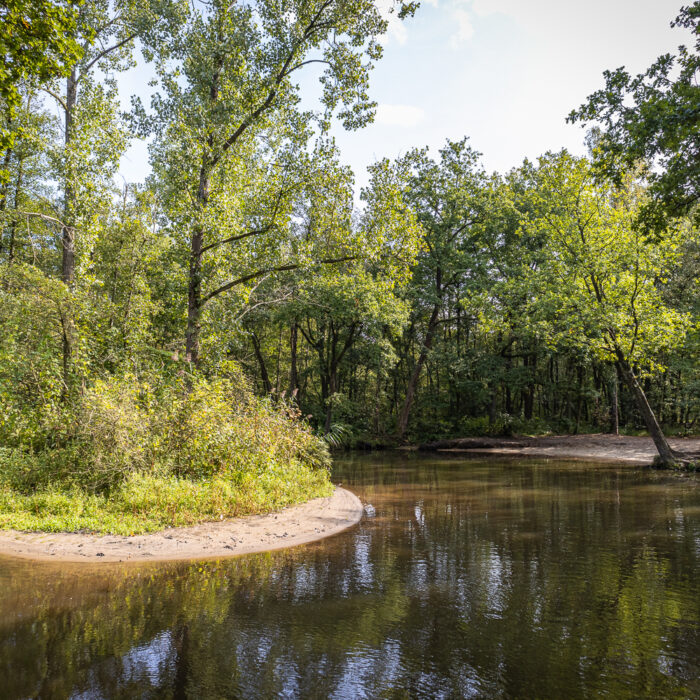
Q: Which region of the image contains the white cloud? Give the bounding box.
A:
[376,0,409,44]
[449,8,475,47]
[375,104,426,127]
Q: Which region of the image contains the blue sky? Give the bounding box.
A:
[118,0,690,191]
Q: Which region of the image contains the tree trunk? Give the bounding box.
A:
[61,70,77,285]
[251,332,272,394]
[616,358,676,465]
[0,144,12,257]
[324,365,337,433]
[610,365,619,435]
[185,162,210,366]
[488,385,497,426]
[59,73,78,394]
[396,303,440,440]
[289,322,299,400]
[7,153,24,262]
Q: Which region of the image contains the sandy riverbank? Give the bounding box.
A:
[0,487,363,564]
[419,433,700,464]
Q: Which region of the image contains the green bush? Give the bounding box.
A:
[0,366,334,533]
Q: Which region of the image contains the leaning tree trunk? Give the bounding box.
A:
[616,358,677,466]
[396,303,440,440]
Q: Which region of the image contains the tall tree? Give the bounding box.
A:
[517,151,692,465]
[142,0,418,366]
[395,140,490,439]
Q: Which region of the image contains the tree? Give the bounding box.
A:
[142,0,418,366]
[0,87,58,265]
[41,0,181,287]
[517,151,692,465]
[395,140,491,439]
[569,2,700,235]
[293,267,408,432]
[0,0,82,165]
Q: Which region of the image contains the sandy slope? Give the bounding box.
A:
[0,487,363,564]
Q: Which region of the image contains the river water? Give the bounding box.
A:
[0,453,698,698]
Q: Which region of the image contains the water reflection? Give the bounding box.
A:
[0,454,698,698]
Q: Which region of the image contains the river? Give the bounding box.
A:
[0,453,698,698]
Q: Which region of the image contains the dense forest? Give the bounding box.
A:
[0,0,698,531]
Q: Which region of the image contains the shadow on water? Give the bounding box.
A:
[0,454,698,698]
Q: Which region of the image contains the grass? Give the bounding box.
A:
[0,461,334,535]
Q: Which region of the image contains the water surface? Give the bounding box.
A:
[1,454,698,698]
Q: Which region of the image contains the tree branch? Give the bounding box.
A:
[16,210,66,228]
[40,87,68,113]
[202,255,356,304]
[81,33,137,77]
[200,226,272,254]
[211,0,335,167]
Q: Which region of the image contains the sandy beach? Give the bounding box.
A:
[0,486,363,564]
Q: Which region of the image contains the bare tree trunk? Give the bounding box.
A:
[59,73,78,394]
[274,325,282,394]
[7,152,24,262]
[488,385,497,426]
[185,161,210,366]
[523,353,536,420]
[0,144,12,257]
[324,366,337,433]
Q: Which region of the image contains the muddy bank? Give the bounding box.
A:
[0,487,363,564]
[419,433,700,465]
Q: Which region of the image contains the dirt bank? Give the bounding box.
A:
[0,487,363,564]
[419,433,700,465]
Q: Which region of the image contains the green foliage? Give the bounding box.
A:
[516,151,692,371]
[0,0,82,163]
[0,263,70,446]
[1,369,330,489]
[2,0,700,529]
[569,2,700,234]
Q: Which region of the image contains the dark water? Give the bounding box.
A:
[1,454,699,699]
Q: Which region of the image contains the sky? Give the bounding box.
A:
[118,0,691,192]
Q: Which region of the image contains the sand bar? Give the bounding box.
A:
[420,433,700,465]
[0,487,363,564]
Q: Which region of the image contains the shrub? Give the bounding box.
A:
[0,366,332,526]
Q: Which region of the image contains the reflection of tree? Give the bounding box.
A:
[0,457,697,698]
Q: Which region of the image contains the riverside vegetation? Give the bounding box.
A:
[0,1,698,535]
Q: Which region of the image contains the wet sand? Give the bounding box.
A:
[420,433,700,464]
[0,487,363,564]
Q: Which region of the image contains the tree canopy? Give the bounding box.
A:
[569,2,700,235]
